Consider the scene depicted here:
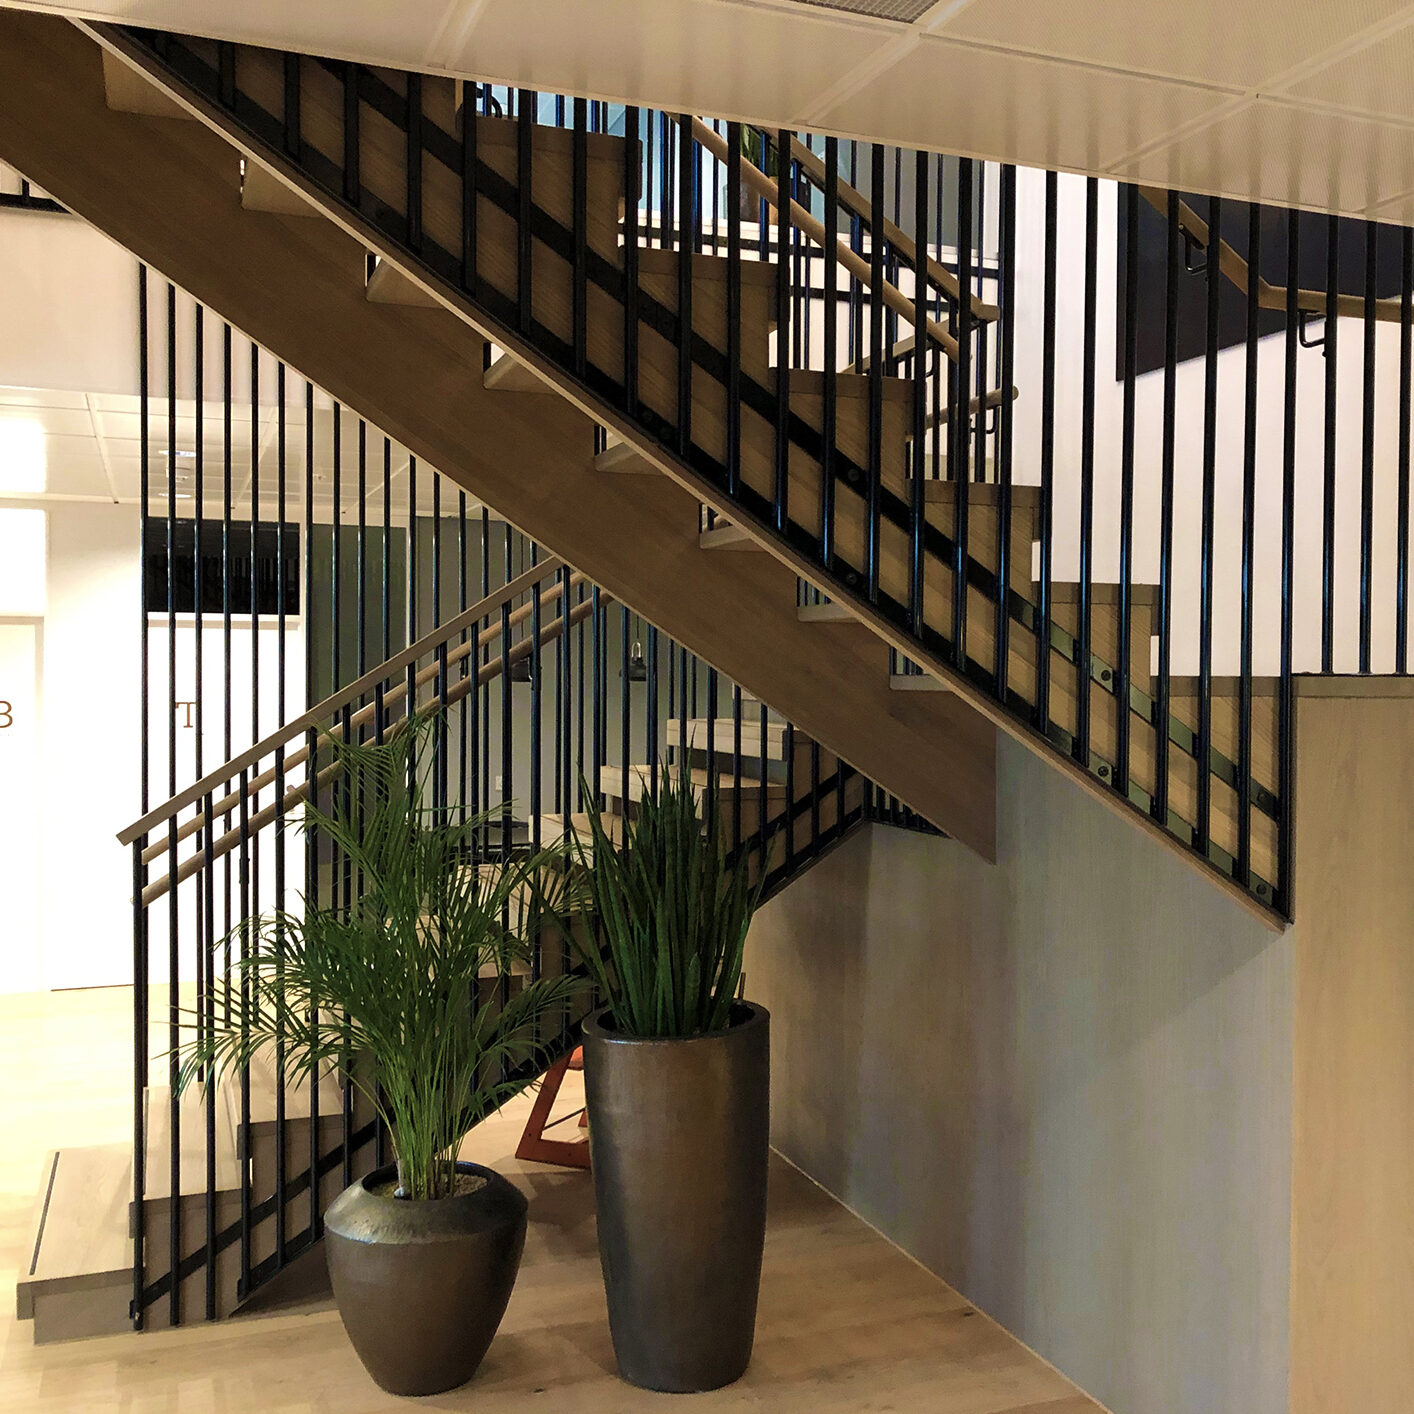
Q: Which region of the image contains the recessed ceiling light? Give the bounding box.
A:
[0,419,46,494]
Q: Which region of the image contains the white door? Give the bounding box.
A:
[0,620,42,993]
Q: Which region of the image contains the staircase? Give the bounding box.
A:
[9,0,1376,1344]
[16,504,908,1336]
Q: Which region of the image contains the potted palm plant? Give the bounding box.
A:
[178,714,583,1397]
[568,766,770,1394]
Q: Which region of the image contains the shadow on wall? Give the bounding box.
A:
[746,735,1292,1414]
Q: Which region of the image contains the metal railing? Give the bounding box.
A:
[97,26,1319,920]
[117,265,908,1327]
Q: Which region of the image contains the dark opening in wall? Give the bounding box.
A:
[143,517,301,615]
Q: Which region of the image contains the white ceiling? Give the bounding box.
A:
[0,385,497,521]
[12,0,1414,219]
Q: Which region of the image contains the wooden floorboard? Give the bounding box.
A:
[0,987,1106,1412]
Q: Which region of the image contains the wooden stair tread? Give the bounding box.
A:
[634,245,778,288]
[601,762,789,801]
[666,716,805,759]
[908,478,1042,510]
[798,599,855,623]
[699,521,758,551]
[484,350,549,393]
[365,257,440,308]
[142,1081,242,1203]
[19,1145,131,1300]
[1047,581,1161,607]
[594,436,656,473]
[240,159,316,217]
[101,47,191,121]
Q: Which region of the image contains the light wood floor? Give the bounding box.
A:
[0,988,1103,1413]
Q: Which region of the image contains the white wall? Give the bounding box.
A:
[747,738,1293,1414]
[31,500,141,990]
[1011,170,1406,677]
[0,214,140,397]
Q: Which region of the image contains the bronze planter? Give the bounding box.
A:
[323,1161,527,1397]
[582,1002,770,1393]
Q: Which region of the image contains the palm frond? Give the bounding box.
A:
[173,709,588,1199]
[563,764,765,1039]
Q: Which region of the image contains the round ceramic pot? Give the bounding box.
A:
[582,1001,770,1393]
[323,1160,527,1397]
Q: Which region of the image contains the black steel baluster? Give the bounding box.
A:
[273,359,289,1270]
[462,81,478,290]
[1401,229,1413,676]
[821,136,838,568]
[406,72,423,254]
[304,380,319,1238]
[678,115,694,457]
[591,585,604,804]
[620,607,631,802]
[194,303,216,1320]
[165,282,181,1327]
[1076,178,1097,768]
[572,98,588,379]
[1155,193,1180,828]
[1322,214,1339,672]
[134,267,151,1329]
[517,91,534,334]
[953,159,974,667]
[623,107,640,418]
[996,166,1016,698]
[342,62,360,207]
[1036,175,1057,732]
[1239,206,1261,885]
[1360,219,1377,673]
[282,53,301,158]
[1279,210,1300,917]
[868,144,885,601]
[727,123,743,499]
[909,151,927,637]
[647,624,660,794]
[1198,198,1223,854]
[775,130,792,532]
[1117,185,1138,794]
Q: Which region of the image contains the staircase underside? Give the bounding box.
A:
[0,10,998,860]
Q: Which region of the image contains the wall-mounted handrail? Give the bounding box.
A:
[118,556,564,846]
[135,569,591,867]
[691,118,965,365]
[1140,185,1410,325]
[137,581,601,907]
[782,133,999,324]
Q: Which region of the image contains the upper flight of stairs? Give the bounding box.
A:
[0,12,1002,861]
[0,20,1282,912]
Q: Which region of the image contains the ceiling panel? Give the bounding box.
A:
[0,405,93,438]
[1117,98,1414,215]
[451,0,894,120]
[933,0,1407,91]
[0,387,90,411]
[819,34,1234,173]
[43,434,111,498]
[1278,15,1414,122]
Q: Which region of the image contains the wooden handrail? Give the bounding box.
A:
[691,119,963,366]
[138,588,603,907]
[137,570,590,866]
[118,557,564,845]
[924,384,1018,433]
[785,135,999,324]
[1140,186,1410,325]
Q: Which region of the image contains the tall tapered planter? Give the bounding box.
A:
[582,1002,770,1393]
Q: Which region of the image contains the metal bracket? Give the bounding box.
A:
[1298,309,1328,353]
[1181,227,1209,275]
